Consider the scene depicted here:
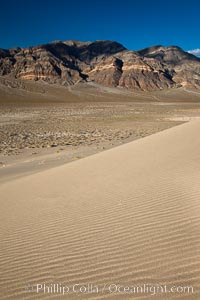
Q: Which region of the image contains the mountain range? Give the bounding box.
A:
[0,40,200,91]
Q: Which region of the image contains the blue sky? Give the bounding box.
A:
[0,0,199,53]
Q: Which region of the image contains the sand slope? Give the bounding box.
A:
[0,121,200,299]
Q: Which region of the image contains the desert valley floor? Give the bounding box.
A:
[1,80,200,180]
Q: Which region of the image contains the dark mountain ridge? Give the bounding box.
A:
[0,40,199,91]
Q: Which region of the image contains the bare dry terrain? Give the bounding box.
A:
[0,80,200,180]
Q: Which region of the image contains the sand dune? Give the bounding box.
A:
[0,120,200,299]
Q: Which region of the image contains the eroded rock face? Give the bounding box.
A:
[91,50,175,91]
[0,40,200,90]
[137,45,200,89]
[87,57,124,87]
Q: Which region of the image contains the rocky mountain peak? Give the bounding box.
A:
[138,45,200,64]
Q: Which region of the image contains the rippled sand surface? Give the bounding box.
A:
[0,120,200,299]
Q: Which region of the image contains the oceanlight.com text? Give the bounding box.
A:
[25,282,194,296]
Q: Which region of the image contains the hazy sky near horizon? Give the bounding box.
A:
[0,0,199,52]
